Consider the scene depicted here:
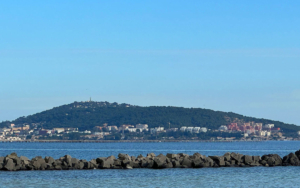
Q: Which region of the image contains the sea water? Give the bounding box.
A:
[0,141,299,188]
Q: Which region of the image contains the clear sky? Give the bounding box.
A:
[1,0,300,125]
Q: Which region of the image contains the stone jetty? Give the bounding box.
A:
[1,150,300,171]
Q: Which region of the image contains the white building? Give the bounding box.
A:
[53,128,65,133]
[259,131,267,136]
[94,132,110,136]
[135,124,148,132]
[150,127,164,134]
[180,127,187,132]
[186,127,194,133]
[136,124,148,129]
[264,124,274,129]
[136,128,148,132]
[127,128,137,132]
[218,125,228,131]
[193,127,201,133]
[200,127,207,133]
[107,126,118,131]
[80,130,91,134]
[119,125,134,131]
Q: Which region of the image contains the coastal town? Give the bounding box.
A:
[0,121,298,142]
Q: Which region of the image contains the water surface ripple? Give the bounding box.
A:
[0,141,299,187]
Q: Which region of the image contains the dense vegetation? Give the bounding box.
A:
[1,101,299,133]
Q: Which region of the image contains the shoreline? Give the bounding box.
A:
[0,139,291,143]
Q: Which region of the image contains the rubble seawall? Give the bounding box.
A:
[1,150,300,171]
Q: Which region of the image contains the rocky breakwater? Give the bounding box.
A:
[1,150,300,171]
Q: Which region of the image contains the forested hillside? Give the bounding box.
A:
[1,101,299,133]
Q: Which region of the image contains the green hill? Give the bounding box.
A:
[1,101,299,133]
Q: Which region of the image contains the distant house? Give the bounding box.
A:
[218,125,228,131]
[264,124,274,129]
[39,129,52,135]
[193,127,201,133]
[136,124,148,129]
[200,128,207,133]
[53,128,65,133]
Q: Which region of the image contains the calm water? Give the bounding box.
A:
[0,141,300,188]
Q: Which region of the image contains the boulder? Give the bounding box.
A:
[166,153,178,160]
[46,163,54,170]
[20,156,30,165]
[172,160,181,168]
[4,159,16,171]
[230,153,243,164]
[90,159,98,169]
[193,153,205,160]
[147,153,156,158]
[178,153,189,158]
[96,157,106,164]
[140,159,151,168]
[113,159,122,167]
[209,156,225,167]
[192,158,202,168]
[118,153,131,161]
[84,161,91,169]
[283,153,300,166]
[137,154,144,159]
[125,164,133,169]
[165,162,173,168]
[131,161,141,168]
[99,158,114,169]
[131,156,136,161]
[225,161,231,167]
[54,165,62,170]
[122,160,140,168]
[199,157,214,167]
[295,149,300,159]
[4,153,21,166]
[0,156,4,164]
[181,157,193,168]
[71,158,79,165]
[153,155,167,169]
[250,156,261,166]
[40,163,48,170]
[261,154,282,166]
[78,161,85,169]
[31,160,42,170]
[64,155,72,165]
[223,153,231,161]
[242,155,253,165]
[6,153,18,158]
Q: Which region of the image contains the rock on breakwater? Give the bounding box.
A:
[1,150,300,171]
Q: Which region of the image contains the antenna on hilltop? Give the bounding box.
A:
[90,97,92,102]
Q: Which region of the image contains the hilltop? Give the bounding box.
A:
[0,101,299,134]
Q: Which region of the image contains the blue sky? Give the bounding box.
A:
[1,0,300,125]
